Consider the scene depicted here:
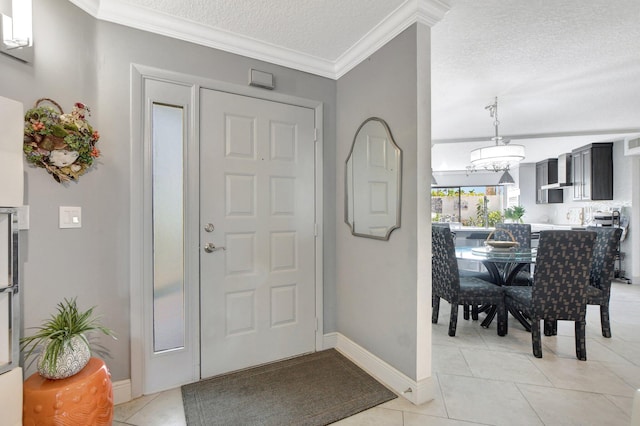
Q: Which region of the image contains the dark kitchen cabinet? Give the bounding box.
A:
[571,143,613,201]
[536,159,563,204]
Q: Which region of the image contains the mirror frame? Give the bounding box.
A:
[344,117,402,240]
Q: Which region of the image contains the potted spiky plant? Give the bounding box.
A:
[504,205,526,223]
[20,298,116,379]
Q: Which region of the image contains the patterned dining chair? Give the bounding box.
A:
[444,226,489,320]
[460,223,532,320]
[543,227,622,338]
[586,226,622,337]
[432,225,507,336]
[494,223,532,285]
[460,224,532,285]
[494,223,531,248]
[504,230,596,360]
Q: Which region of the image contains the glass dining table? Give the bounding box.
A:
[456,246,537,331]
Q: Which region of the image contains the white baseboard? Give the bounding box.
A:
[113,379,132,405]
[632,388,640,426]
[323,332,435,405]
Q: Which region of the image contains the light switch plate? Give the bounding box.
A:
[59,206,81,229]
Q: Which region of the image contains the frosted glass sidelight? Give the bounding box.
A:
[152,104,185,352]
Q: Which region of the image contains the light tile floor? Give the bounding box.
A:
[114,281,639,425]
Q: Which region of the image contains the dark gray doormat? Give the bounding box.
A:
[181,349,397,425]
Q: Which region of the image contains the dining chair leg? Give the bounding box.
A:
[496,303,507,336]
[448,304,459,337]
[432,295,440,324]
[575,320,587,361]
[463,304,470,320]
[600,304,612,338]
[481,306,497,328]
[531,319,543,358]
[543,319,558,336]
[472,305,479,320]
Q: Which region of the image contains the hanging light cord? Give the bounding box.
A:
[485,96,507,145]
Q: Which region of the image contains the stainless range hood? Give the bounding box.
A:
[541,153,573,190]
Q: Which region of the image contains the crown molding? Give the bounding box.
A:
[416,0,452,26]
[69,0,336,78]
[334,0,450,78]
[69,0,450,80]
[69,0,100,16]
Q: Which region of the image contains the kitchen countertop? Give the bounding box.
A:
[528,223,575,231]
[440,223,576,232]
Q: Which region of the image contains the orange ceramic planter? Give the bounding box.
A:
[23,357,113,425]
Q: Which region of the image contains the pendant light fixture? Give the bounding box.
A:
[470,97,525,172]
[498,169,515,185]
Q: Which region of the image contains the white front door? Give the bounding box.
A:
[199,89,317,378]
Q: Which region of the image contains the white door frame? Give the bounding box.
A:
[130,64,324,397]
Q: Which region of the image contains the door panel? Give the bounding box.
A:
[199,89,316,378]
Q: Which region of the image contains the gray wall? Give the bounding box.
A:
[518,163,545,223]
[1,0,337,381]
[336,25,420,379]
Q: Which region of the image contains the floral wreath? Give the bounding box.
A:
[23,98,100,183]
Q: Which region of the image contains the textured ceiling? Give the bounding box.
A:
[74,0,447,77]
[120,0,406,61]
[430,0,640,169]
[73,0,640,168]
[432,0,640,140]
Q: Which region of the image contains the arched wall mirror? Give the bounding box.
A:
[345,117,402,240]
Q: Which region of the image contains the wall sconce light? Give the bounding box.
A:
[0,0,33,62]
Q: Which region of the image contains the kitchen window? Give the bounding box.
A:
[431,185,506,227]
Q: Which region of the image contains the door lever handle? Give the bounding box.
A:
[204,243,225,253]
